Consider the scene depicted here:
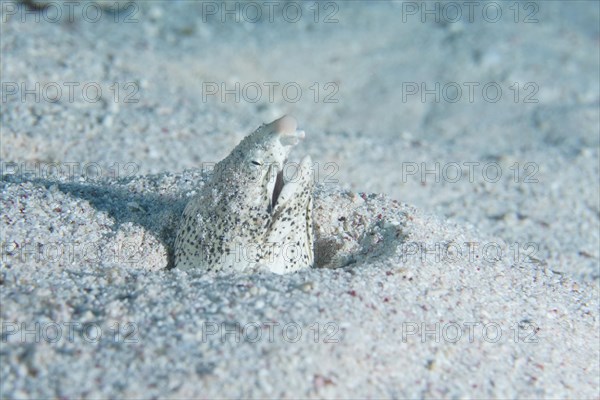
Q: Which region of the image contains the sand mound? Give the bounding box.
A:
[1,172,598,398]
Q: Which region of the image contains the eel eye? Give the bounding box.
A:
[251,160,263,166]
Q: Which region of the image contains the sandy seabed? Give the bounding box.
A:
[1,1,599,398]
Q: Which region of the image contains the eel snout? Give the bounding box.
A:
[272,115,305,145]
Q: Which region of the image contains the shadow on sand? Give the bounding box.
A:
[1,174,188,269]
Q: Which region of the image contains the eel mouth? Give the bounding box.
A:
[271,166,285,209]
[270,154,312,212]
[268,115,306,211]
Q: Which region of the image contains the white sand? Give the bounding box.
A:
[1,1,599,398]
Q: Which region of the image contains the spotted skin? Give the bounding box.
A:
[174,115,314,274]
